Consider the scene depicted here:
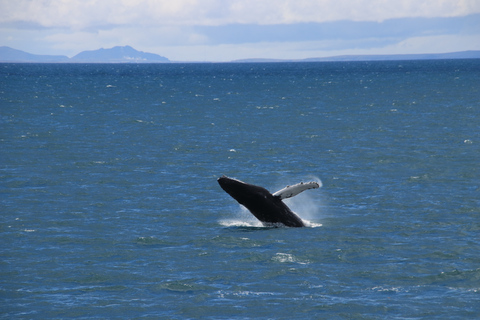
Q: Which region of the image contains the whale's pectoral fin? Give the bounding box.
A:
[272,181,320,200]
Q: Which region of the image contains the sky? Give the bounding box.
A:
[1,0,480,61]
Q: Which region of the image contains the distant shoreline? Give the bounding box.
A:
[1,45,480,63]
[232,50,480,63]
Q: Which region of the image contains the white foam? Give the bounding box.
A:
[219,218,322,228]
[302,220,323,228]
[219,219,264,228]
[273,252,311,264]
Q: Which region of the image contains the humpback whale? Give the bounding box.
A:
[217,176,320,227]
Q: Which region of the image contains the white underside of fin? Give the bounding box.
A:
[272,181,320,200]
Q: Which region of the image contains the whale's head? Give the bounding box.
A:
[217,176,271,205]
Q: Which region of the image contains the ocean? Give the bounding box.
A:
[1,60,479,319]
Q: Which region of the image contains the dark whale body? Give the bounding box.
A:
[217,176,318,227]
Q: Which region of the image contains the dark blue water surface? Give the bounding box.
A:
[1,61,480,319]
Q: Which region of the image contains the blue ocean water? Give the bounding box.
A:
[1,60,479,319]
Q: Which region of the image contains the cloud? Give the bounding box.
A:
[2,0,480,29]
[193,14,480,45]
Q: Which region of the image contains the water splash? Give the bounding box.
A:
[219,206,265,228]
[283,176,324,225]
[219,219,264,228]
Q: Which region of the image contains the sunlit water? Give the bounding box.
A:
[1,61,479,319]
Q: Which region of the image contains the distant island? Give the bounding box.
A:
[0,45,169,63]
[1,45,480,63]
[234,51,480,63]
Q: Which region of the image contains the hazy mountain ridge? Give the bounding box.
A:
[0,46,169,63]
[0,46,69,62]
[70,46,169,63]
[1,45,480,63]
[234,50,480,63]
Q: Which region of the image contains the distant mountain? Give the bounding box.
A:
[70,45,169,63]
[0,45,169,63]
[0,46,69,62]
[302,51,480,62]
[234,50,480,63]
[1,46,479,63]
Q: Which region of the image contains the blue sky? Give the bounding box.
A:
[1,0,479,61]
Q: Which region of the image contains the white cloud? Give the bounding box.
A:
[2,0,480,29]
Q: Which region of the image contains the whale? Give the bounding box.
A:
[217,176,320,227]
